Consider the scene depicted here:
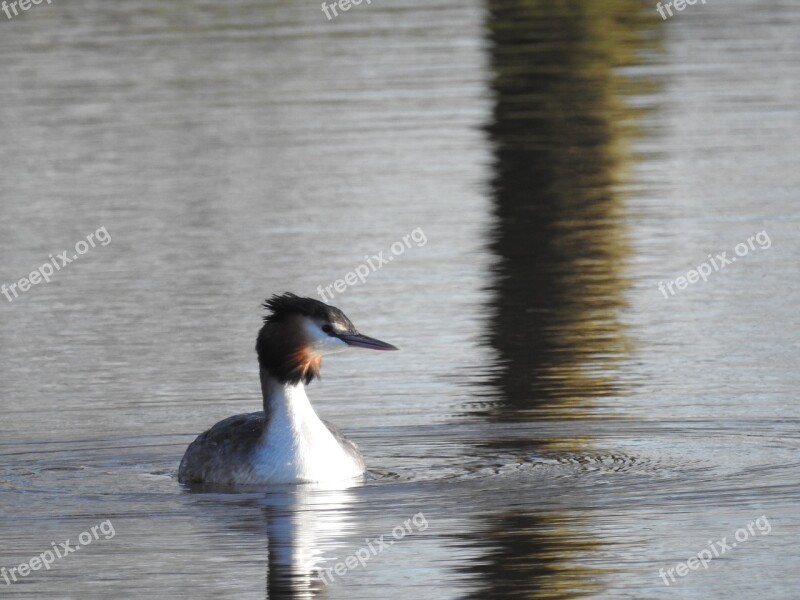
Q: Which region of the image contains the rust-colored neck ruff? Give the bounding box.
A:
[256,317,321,385]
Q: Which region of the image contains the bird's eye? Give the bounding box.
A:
[322,324,333,334]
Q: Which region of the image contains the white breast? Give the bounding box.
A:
[254,383,364,483]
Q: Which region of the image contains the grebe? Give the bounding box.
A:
[178,293,397,486]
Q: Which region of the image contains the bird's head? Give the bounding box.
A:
[256,292,398,385]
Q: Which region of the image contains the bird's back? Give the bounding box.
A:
[178,412,267,486]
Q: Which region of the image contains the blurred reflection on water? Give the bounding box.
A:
[479,0,655,419]
[0,0,798,599]
[461,2,657,598]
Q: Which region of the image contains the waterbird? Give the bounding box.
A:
[178,293,398,486]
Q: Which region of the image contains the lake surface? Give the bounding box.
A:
[1,0,798,598]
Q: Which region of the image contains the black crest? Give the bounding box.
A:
[262,292,353,329]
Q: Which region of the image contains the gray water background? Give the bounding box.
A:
[0,0,798,598]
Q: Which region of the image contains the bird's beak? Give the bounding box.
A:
[337,332,399,351]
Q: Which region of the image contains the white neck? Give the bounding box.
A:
[257,371,364,483]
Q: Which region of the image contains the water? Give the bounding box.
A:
[1,0,798,598]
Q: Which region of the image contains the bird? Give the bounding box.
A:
[178,293,398,486]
